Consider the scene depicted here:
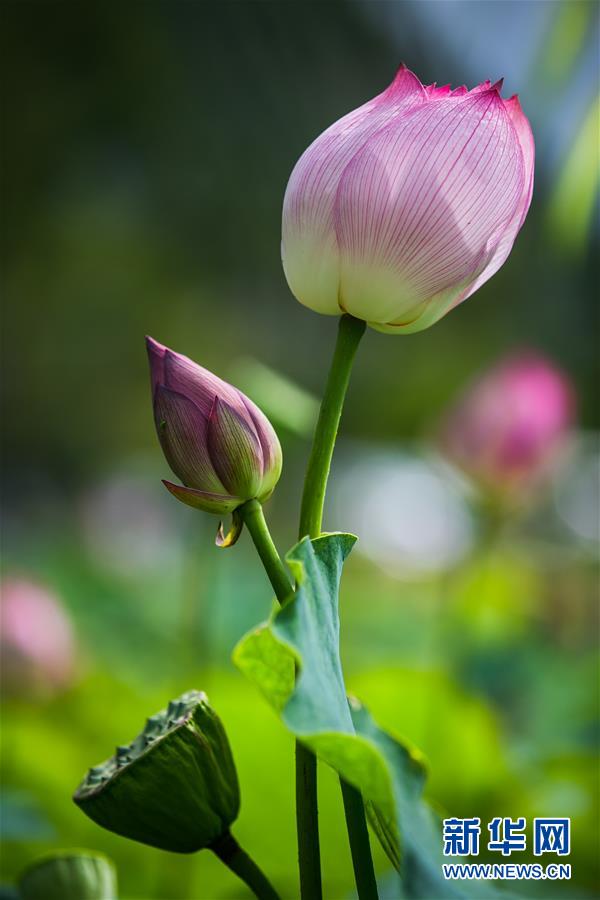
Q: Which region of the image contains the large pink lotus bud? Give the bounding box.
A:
[282,65,534,333]
[147,337,282,517]
[440,352,575,496]
[0,578,76,694]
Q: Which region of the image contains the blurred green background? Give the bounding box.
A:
[1,1,598,898]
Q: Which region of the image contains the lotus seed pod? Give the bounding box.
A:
[18,850,117,900]
[73,690,240,853]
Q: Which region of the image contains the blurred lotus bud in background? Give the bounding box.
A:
[282,65,534,334]
[18,850,117,900]
[439,352,575,503]
[147,338,282,518]
[0,578,76,696]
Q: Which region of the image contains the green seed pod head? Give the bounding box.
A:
[18,850,117,900]
[73,690,240,853]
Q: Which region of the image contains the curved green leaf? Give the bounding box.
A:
[233,534,519,898]
[233,534,424,865]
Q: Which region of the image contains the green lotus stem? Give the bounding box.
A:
[240,314,375,900]
[341,780,378,900]
[211,831,281,900]
[299,314,367,539]
[240,500,322,899]
[240,500,292,605]
[298,313,377,900]
[294,741,322,900]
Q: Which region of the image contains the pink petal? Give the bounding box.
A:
[459,94,534,303]
[504,94,535,227]
[207,396,263,498]
[146,336,167,396]
[426,83,452,99]
[239,394,283,499]
[369,276,473,334]
[281,65,427,315]
[154,386,225,493]
[334,88,525,325]
[163,348,246,419]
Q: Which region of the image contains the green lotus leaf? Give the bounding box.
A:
[233,534,424,865]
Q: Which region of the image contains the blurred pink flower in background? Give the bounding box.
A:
[0,577,76,695]
[440,352,575,500]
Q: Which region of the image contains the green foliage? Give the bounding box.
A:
[546,95,600,259]
[235,536,404,857]
[3,515,598,897]
[2,675,303,900]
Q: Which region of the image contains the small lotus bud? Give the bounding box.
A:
[440,352,574,499]
[18,850,117,900]
[73,690,240,853]
[146,338,282,531]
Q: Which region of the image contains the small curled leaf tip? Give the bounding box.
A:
[216,510,244,548]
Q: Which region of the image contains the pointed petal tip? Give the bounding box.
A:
[208,392,220,420]
[470,80,507,107]
[162,478,182,501]
[146,337,169,383]
[146,335,167,355]
[425,82,452,99]
[209,392,258,439]
[442,78,504,99]
[386,61,426,97]
[147,335,168,391]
